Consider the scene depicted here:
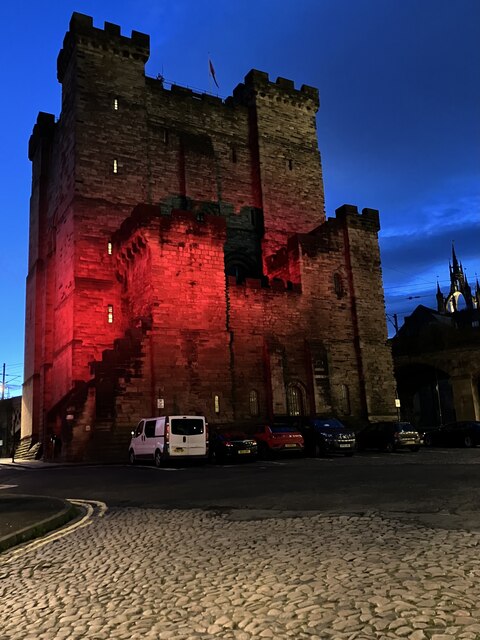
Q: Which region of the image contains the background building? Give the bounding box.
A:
[22,13,396,461]
[0,396,22,459]
[392,248,480,428]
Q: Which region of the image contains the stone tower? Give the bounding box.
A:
[22,13,397,461]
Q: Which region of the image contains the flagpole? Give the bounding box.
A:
[208,52,211,94]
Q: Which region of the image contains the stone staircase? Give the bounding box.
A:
[14,437,42,460]
[84,323,149,463]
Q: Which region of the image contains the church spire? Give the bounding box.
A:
[436,279,445,313]
[445,244,474,312]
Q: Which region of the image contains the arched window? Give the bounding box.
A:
[287,384,305,417]
[249,390,259,417]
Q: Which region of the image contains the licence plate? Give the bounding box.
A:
[339,444,351,448]
[174,447,185,453]
[285,444,297,448]
[403,440,415,444]
[238,449,250,454]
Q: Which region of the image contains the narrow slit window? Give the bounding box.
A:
[113,98,119,111]
[107,305,114,324]
[287,159,293,171]
[341,384,351,415]
[214,394,220,415]
[231,146,237,163]
[333,272,344,297]
[107,241,113,255]
[113,159,118,174]
[249,390,259,417]
[163,129,169,144]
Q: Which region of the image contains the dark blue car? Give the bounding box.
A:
[298,418,356,457]
[423,421,480,448]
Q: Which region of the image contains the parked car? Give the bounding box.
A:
[356,421,421,453]
[253,422,304,458]
[129,415,208,466]
[209,431,258,463]
[423,421,480,448]
[288,417,356,457]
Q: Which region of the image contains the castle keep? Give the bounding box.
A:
[22,13,396,461]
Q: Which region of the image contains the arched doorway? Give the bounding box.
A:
[395,363,455,428]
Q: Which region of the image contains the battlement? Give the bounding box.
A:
[57,12,150,82]
[227,275,300,294]
[333,204,380,232]
[231,69,319,110]
[113,204,226,246]
[28,112,56,161]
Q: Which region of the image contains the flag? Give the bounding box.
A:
[209,59,219,88]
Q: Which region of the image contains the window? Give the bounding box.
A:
[170,418,204,435]
[113,159,118,174]
[163,129,169,144]
[287,159,293,171]
[113,98,119,111]
[107,241,113,255]
[145,420,156,438]
[231,146,237,163]
[341,384,351,415]
[333,273,344,298]
[287,384,305,417]
[249,390,259,417]
[214,395,220,415]
[107,305,114,324]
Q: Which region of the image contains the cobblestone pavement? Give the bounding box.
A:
[1,508,480,640]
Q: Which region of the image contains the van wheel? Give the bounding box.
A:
[129,450,136,465]
[154,450,163,468]
[382,442,394,453]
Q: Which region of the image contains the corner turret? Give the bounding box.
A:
[57,13,150,83]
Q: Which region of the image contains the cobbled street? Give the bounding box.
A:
[2,506,480,640]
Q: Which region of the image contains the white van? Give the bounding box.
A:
[128,415,208,466]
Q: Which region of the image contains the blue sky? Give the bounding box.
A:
[0,0,479,392]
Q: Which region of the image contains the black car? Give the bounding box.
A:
[423,421,480,448]
[208,431,258,463]
[356,421,421,453]
[295,417,356,457]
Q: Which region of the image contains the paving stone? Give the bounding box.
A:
[3,509,480,640]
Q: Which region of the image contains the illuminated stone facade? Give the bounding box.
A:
[22,13,396,461]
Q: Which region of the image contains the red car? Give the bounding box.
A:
[253,423,304,457]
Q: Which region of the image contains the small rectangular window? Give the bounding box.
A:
[287,159,293,171]
[231,147,237,163]
[163,129,169,144]
[107,241,113,255]
[114,98,119,111]
[214,394,220,415]
[107,305,114,324]
[113,159,118,174]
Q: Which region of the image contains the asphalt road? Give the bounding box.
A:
[3,447,480,530]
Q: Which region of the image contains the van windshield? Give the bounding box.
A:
[170,418,204,435]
